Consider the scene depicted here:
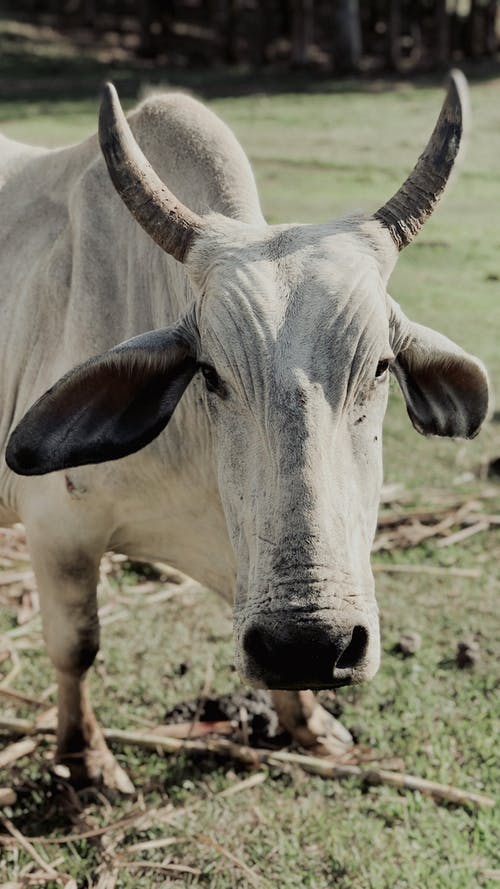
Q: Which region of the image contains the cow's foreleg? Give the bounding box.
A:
[28,538,134,793]
[271,690,353,757]
[55,672,133,793]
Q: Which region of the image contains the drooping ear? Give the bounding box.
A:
[6,326,198,476]
[390,303,489,439]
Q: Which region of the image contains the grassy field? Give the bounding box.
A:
[1,20,499,889]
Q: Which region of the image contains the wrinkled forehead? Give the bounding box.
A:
[194,222,391,376]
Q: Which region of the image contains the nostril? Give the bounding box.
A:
[243,626,274,670]
[243,620,372,687]
[336,625,368,670]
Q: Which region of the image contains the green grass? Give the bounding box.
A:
[1,22,499,889]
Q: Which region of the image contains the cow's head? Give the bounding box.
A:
[7,75,489,690]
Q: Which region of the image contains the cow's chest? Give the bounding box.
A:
[63,457,237,603]
[108,493,236,602]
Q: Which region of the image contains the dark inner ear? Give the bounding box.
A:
[393,347,489,440]
[6,327,198,476]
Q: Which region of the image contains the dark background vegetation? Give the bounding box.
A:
[3,0,499,75]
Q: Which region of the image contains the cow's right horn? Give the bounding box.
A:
[99,83,204,263]
[374,70,469,251]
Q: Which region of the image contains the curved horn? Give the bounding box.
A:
[99,83,204,263]
[374,70,469,250]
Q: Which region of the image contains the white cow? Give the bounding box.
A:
[2,72,489,790]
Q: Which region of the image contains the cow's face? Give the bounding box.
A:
[185,214,488,687]
[189,219,393,687]
[6,75,490,691]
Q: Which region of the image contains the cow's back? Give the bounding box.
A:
[0,91,263,406]
[0,134,46,185]
[128,92,263,221]
[0,92,262,543]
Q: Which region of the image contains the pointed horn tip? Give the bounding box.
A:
[448,68,468,101]
[99,82,126,130]
[445,69,470,130]
[372,70,470,252]
[99,81,118,106]
[98,81,128,151]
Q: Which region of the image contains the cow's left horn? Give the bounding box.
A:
[374,70,468,250]
[99,83,204,263]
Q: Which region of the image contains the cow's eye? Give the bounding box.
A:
[200,364,225,396]
[375,359,391,380]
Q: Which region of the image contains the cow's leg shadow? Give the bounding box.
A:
[26,530,134,794]
[271,689,353,757]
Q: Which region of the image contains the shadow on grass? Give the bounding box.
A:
[7,747,261,840]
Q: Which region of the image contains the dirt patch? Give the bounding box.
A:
[165,690,288,748]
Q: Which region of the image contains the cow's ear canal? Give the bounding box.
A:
[392,322,489,440]
[6,327,198,476]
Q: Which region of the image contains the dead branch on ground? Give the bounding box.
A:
[0,718,494,810]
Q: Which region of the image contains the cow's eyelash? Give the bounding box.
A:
[199,363,228,398]
[375,359,391,379]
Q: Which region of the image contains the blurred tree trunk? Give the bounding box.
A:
[211,0,229,62]
[485,0,498,54]
[138,0,174,59]
[387,0,400,69]
[255,1,271,66]
[466,0,499,58]
[213,0,240,64]
[290,0,315,66]
[82,0,97,27]
[435,0,450,65]
[333,0,361,73]
[139,0,157,57]
[469,0,482,58]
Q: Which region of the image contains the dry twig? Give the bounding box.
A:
[92,869,119,889]
[0,718,493,809]
[218,772,267,797]
[116,860,201,876]
[436,520,490,548]
[372,563,481,578]
[152,720,236,739]
[373,498,497,553]
[0,715,36,735]
[125,835,188,854]
[1,817,59,880]
[197,833,266,888]
[0,788,17,806]
[266,751,495,808]
[0,738,38,769]
[0,686,45,708]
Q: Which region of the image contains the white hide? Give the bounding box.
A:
[0,92,489,688]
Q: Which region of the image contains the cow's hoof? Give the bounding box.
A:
[271,689,353,758]
[297,701,353,757]
[55,743,135,795]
